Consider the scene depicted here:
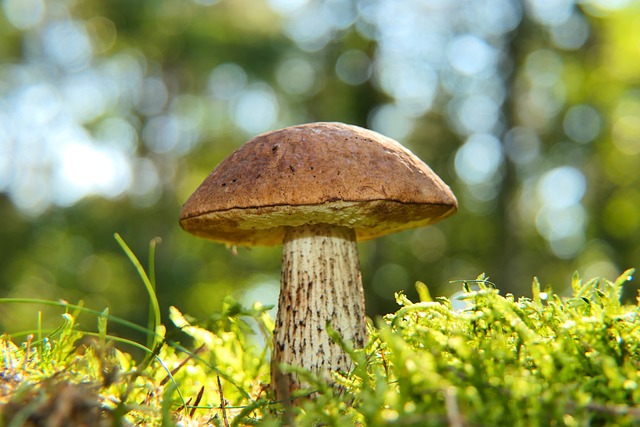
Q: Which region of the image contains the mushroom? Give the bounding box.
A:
[179,122,457,400]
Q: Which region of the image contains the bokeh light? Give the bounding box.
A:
[537,166,587,209]
[526,0,575,26]
[504,127,542,166]
[447,34,498,77]
[369,103,415,142]
[231,83,280,135]
[208,63,248,100]
[563,104,602,144]
[2,0,45,30]
[535,166,588,257]
[612,97,640,155]
[335,49,372,86]
[1,0,639,332]
[276,56,322,96]
[455,134,504,186]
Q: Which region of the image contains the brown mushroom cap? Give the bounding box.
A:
[179,122,457,246]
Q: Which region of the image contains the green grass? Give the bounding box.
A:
[1,237,639,426]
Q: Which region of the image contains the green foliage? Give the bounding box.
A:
[2,268,640,426]
[275,269,640,427]
[0,236,274,425]
[2,0,640,334]
[0,298,274,426]
[362,270,640,426]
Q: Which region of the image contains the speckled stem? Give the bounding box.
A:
[272,223,367,401]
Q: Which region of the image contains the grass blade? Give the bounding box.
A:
[114,233,162,350]
[0,298,157,340]
[148,237,162,347]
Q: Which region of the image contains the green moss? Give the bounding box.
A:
[1,269,639,426]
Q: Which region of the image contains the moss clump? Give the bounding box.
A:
[348,270,640,427]
[1,270,639,426]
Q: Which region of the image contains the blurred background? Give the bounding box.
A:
[1,0,639,338]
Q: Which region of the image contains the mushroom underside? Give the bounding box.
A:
[180,199,456,246]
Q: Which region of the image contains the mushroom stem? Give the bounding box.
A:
[272,223,367,400]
